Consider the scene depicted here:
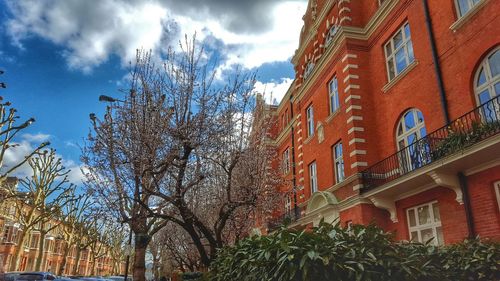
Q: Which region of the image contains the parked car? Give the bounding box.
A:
[16,272,57,281]
[3,272,22,281]
[107,276,132,281]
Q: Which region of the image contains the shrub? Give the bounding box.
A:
[209,222,499,281]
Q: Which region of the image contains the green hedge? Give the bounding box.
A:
[210,222,499,281]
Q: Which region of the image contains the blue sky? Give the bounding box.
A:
[0,0,306,184]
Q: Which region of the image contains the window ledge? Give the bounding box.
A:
[304,134,314,144]
[450,0,489,31]
[325,109,340,124]
[382,60,419,93]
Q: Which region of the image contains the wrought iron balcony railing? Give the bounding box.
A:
[267,206,305,232]
[361,96,500,192]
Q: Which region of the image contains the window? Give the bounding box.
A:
[384,23,415,81]
[325,23,339,47]
[329,77,340,114]
[456,0,482,17]
[306,105,314,137]
[309,161,318,193]
[282,148,290,174]
[284,195,292,214]
[304,61,315,80]
[396,109,428,172]
[333,142,345,183]
[30,233,39,249]
[406,202,444,245]
[474,48,499,105]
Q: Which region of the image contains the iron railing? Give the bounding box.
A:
[361,96,500,192]
[267,206,305,232]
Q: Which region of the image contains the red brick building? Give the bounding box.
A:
[265,0,500,245]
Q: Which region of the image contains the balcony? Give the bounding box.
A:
[361,96,500,193]
[267,206,305,232]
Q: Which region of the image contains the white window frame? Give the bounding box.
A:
[284,195,292,214]
[406,201,444,246]
[329,76,340,114]
[309,161,318,194]
[333,142,345,183]
[304,61,315,80]
[384,23,415,81]
[455,0,482,18]
[306,105,314,137]
[324,23,339,47]
[282,148,290,175]
[474,47,499,106]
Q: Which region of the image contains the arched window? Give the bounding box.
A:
[475,47,499,105]
[304,61,315,80]
[396,109,426,150]
[324,24,339,47]
[396,109,427,172]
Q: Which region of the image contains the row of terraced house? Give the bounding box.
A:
[0,178,125,276]
[260,0,500,245]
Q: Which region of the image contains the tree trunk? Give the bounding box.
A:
[58,241,71,276]
[91,255,97,276]
[73,248,82,275]
[34,232,46,271]
[9,230,27,271]
[133,233,150,281]
[152,254,159,281]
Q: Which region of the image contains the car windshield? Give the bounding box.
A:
[18,274,45,281]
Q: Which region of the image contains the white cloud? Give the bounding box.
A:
[6,0,169,73]
[2,134,85,185]
[4,0,307,72]
[21,133,51,142]
[254,78,293,105]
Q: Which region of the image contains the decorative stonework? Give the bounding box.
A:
[317,122,324,143]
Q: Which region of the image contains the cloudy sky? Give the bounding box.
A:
[0,0,307,184]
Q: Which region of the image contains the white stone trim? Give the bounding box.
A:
[349,149,367,157]
[298,153,303,158]
[353,184,363,191]
[345,105,362,113]
[351,162,368,168]
[347,127,364,134]
[341,54,357,63]
[344,94,361,103]
[342,64,358,73]
[298,144,303,150]
[349,138,366,145]
[344,84,360,92]
[339,7,351,15]
[299,169,304,174]
[343,74,359,83]
[347,115,363,123]
[339,16,352,24]
[298,137,303,142]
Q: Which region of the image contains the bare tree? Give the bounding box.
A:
[58,190,92,275]
[0,97,49,195]
[8,149,73,271]
[83,36,280,275]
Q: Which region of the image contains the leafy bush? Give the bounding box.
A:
[440,238,500,281]
[210,222,499,281]
[181,272,210,281]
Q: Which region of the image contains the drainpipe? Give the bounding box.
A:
[458,172,476,238]
[289,95,300,220]
[422,0,451,125]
